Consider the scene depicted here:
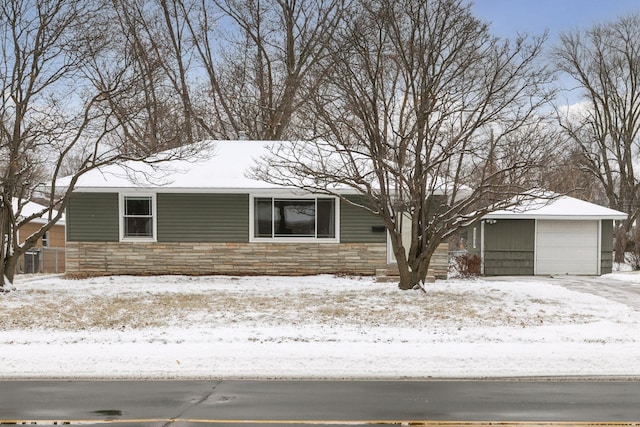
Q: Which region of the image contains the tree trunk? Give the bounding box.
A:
[397,259,432,290]
[389,231,414,290]
[396,255,413,290]
[1,255,17,291]
[3,255,17,286]
[393,238,432,290]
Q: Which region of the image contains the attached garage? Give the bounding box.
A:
[469,194,627,276]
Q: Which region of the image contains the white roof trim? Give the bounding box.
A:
[484,194,628,221]
[69,186,365,195]
[485,214,627,220]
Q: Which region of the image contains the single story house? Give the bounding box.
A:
[15,199,66,274]
[61,140,449,278]
[467,194,628,276]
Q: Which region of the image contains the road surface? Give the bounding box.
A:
[0,379,639,426]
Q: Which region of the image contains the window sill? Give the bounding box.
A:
[250,237,340,244]
[120,237,157,243]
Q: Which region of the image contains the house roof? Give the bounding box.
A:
[61,140,458,196]
[60,140,278,192]
[484,193,628,220]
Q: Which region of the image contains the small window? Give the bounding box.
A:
[42,231,50,248]
[316,198,336,238]
[252,197,337,240]
[121,195,155,240]
[254,198,273,238]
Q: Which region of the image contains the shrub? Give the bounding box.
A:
[454,254,481,277]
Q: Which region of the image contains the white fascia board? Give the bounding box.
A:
[71,186,365,196]
[484,214,628,220]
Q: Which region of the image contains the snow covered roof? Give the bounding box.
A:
[484,193,628,220]
[13,198,65,225]
[59,140,277,192]
[57,140,467,199]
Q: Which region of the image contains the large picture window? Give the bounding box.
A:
[120,195,156,241]
[252,197,337,240]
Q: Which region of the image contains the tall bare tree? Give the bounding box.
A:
[554,13,640,263]
[109,0,203,148]
[0,0,199,289]
[182,0,346,140]
[254,0,555,289]
[106,0,345,140]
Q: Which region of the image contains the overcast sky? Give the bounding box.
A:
[471,0,640,40]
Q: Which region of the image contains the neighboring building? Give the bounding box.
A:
[62,141,449,278]
[468,194,627,276]
[14,199,66,274]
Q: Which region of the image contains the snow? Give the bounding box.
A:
[485,193,627,220]
[2,274,640,379]
[57,141,279,190]
[12,198,65,225]
[56,140,451,196]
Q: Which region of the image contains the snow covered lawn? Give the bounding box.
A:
[2,273,640,379]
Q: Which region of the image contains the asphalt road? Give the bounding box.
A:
[1,379,639,426]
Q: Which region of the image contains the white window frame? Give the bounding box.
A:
[119,193,157,242]
[42,231,50,248]
[472,226,477,249]
[249,194,340,243]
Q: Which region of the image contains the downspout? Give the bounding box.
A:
[533,219,538,275]
[597,219,602,276]
[480,220,485,275]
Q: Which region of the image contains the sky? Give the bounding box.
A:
[471,0,640,41]
[470,1,640,103]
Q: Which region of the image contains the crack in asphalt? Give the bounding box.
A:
[162,380,222,427]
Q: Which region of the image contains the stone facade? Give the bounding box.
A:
[66,241,389,276]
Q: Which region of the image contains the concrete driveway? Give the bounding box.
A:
[483,272,640,310]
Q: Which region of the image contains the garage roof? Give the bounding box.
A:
[484,193,628,220]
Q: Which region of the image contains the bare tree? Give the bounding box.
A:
[109,0,204,148]
[0,0,200,289]
[182,0,346,140]
[105,0,345,141]
[553,13,640,263]
[254,0,555,289]
[542,148,608,205]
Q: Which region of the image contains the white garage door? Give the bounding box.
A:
[536,220,599,275]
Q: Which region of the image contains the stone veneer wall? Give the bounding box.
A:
[66,241,388,276]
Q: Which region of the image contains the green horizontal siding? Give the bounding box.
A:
[340,196,386,243]
[157,193,249,242]
[67,192,119,242]
[67,192,391,244]
[484,219,535,251]
[483,219,535,275]
[484,250,534,275]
